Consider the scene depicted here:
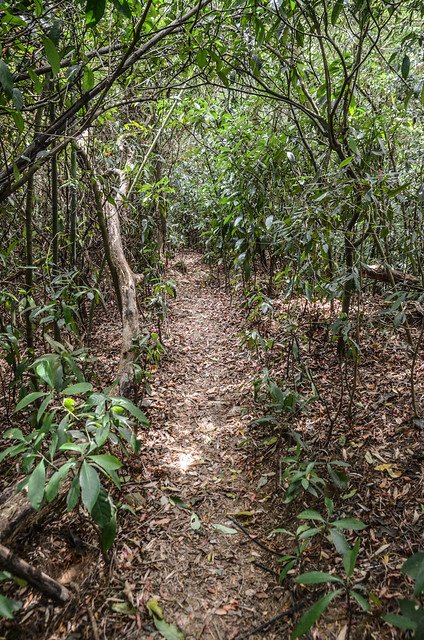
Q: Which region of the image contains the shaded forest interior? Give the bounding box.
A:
[0,0,423,638]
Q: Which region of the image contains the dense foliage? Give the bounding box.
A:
[0,0,423,635]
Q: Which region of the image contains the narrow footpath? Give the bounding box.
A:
[115,253,288,639]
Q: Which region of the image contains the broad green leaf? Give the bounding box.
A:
[330,529,349,555]
[59,442,89,453]
[291,590,342,639]
[332,518,366,531]
[112,397,149,425]
[402,552,424,596]
[0,594,21,619]
[331,0,344,25]
[4,428,25,441]
[154,617,185,640]
[15,391,47,412]
[12,110,25,133]
[12,88,23,111]
[37,394,53,424]
[169,496,190,510]
[0,443,27,464]
[79,462,100,513]
[45,461,75,503]
[343,538,360,578]
[110,0,131,18]
[27,460,45,510]
[91,487,112,527]
[66,475,80,510]
[61,382,93,395]
[279,559,297,582]
[339,156,354,168]
[401,54,410,79]
[383,613,416,631]
[101,510,117,552]
[147,598,185,640]
[85,0,106,26]
[295,571,343,585]
[41,36,61,76]
[297,509,325,522]
[0,59,14,98]
[88,454,122,473]
[351,590,370,611]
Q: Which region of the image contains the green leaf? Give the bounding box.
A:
[169,496,190,510]
[147,598,185,640]
[91,487,112,527]
[28,68,43,94]
[61,382,93,395]
[291,590,342,639]
[339,156,354,168]
[66,475,80,510]
[37,393,53,424]
[332,518,366,531]
[12,110,25,133]
[82,66,95,93]
[79,462,100,513]
[330,529,349,555]
[401,54,410,79]
[27,460,45,510]
[112,397,149,425]
[101,510,117,552]
[85,0,106,26]
[15,391,47,412]
[351,590,370,612]
[88,454,122,473]
[343,538,361,578]
[45,461,75,503]
[0,59,14,98]
[0,594,21,619]
[402,552,424,596]
[295,571,343,585]
[383,613,416,631]
[297,509,325,522]
[154,616,186,640]
[331,0,344,25]
[110,0,132,18]
[12,88,23,111]
[41,36,61,76]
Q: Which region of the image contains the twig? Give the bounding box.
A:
[235,600,308,639]
[227,517,283,557]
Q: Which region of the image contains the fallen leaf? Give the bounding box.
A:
[212,524,238,535]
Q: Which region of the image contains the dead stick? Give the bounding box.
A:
[227,516,283,557]
[0,542,70,604]
[236,600,308,639]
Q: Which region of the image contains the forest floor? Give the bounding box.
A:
[2,252,423,639]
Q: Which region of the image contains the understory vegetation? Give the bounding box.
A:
[0,0,423,637]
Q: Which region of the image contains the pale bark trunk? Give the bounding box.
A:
[105,168,142,396]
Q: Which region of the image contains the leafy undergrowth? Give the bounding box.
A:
[0,254,422,639]
[239,286,424,638]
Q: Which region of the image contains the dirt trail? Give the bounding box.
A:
[123,253,287,639]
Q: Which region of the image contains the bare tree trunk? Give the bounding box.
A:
[105,168,143,396]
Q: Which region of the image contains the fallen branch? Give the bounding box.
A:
[227,516,283,557]
[361,263,422,289]
[235,600,308,639]
[0,542,70,604]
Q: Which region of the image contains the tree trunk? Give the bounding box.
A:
[105,168,143,396]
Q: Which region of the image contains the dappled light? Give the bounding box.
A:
[0,0,423,638]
